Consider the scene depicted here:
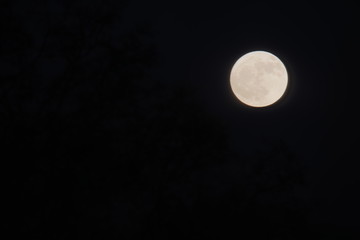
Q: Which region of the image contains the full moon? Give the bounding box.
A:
[230,51,288,107]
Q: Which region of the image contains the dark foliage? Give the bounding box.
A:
[0,1,320,239]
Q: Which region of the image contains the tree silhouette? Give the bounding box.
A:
[2,1,310,239]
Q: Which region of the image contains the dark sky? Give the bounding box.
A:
[2,0,359,239]
[132,0,359,225]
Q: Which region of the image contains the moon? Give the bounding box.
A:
[230,51,288,108]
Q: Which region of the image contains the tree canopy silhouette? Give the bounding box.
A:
[1,1,310,239]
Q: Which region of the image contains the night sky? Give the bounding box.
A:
[2,0,359,239]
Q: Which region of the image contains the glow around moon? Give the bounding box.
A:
[230,51,288,107]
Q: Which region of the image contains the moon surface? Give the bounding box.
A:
[230,51,288,107]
